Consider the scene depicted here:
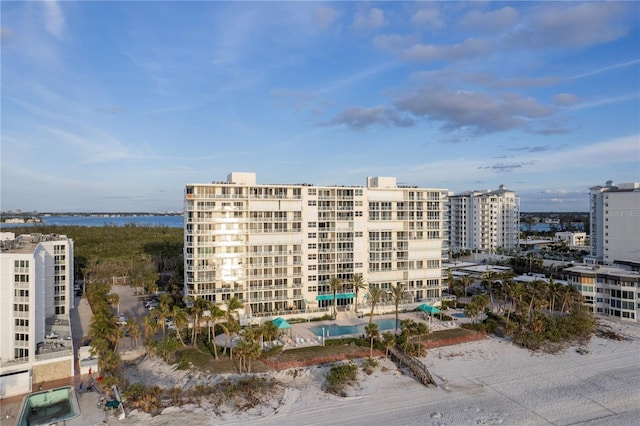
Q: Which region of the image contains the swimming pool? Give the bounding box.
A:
[310,318,400,337]
[451,312,467,318]
[16,386,80,426]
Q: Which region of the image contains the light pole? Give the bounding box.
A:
[322,327,325,346]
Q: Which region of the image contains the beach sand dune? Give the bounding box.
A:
[118,319,639,425]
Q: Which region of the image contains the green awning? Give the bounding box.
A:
[272,317,291,329]
[316,292,355,301]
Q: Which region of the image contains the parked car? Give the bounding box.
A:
[117,315,127,326]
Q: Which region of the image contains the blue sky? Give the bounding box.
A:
[1,1,639,213]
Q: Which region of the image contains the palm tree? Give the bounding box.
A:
[364,322,379,358]
[171,305,188,346]
[547,278,563,315]
[207,304,225,359]
[460,275,473,298]
[222,297,244,359]
[390,283,405,335]
[188,297,209,346]
[381,331,396,358]
[329,276,343,319]
[142,314,159,351]
[367,286,385,327]
[351,274,367,315]
[125,317,140,347]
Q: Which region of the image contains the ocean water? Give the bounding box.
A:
[0,215,183,228]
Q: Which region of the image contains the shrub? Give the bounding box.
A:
[325,363,358,396]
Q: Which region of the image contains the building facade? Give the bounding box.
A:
[184,173,448,319]
[448,185,520,255]
[564,264,639,322]
[588,181,640,265]
[0,233,75,397]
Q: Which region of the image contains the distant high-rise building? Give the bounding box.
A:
[184,173,448,320]
[0,233,75,397]
[448,185,520,255]
[588,180,640,265]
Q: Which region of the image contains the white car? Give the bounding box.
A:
[117,315,127,326]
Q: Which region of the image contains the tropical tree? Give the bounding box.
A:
[188,297,209,346]
[390,283,405,335]
[222,297,244,359]
[142,314,159,351]
[381,331,396,358]
[460,275,473,298]
[364,322,379,358]
[260,320,279,345]
[206,304,226,359]
[351,274,367,315]
[329,276,343,319]
[171,305,189,346]
[547,278,563,315]
[367,286,385,327]
[235,327,262,373]
[125,317,140,347]
[130,256,157,295]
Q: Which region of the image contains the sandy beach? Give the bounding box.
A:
[106,318,640,426]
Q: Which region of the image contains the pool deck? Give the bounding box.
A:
[281,309,464,349]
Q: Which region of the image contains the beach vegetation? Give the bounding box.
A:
[325,363,358,396]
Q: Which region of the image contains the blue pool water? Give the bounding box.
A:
[310,318,400,337]
[451,312,467,318]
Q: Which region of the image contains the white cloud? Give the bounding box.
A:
[403,38,492,61]
[393,87,553,134]
[315,6,340,29]
[352,8,386,31]
[458,7,518,33]
[412,9,445,30]
[553,93,579,106]
[373,34,416,51]
[510,2,631,48]
[42,1,66,39]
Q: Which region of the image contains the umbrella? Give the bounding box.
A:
[272,317,291,329]
[105,400,120,408]
[416,304,441,314]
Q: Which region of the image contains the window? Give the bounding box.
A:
[308,222,316,228]
[308,200,317,206]
[308,188,317,196]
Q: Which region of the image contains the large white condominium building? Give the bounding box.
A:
[564,264,639,322]
[0,233,75,398]
[448,185,520,255]
[184,173,448,319]
[588,181,640,266]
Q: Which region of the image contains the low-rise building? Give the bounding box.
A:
[564,264,639,322]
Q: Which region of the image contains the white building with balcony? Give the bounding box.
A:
[588,181,640,266]
[0,233,75,398]
[184,173,448,320]
[448,185,520,255]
